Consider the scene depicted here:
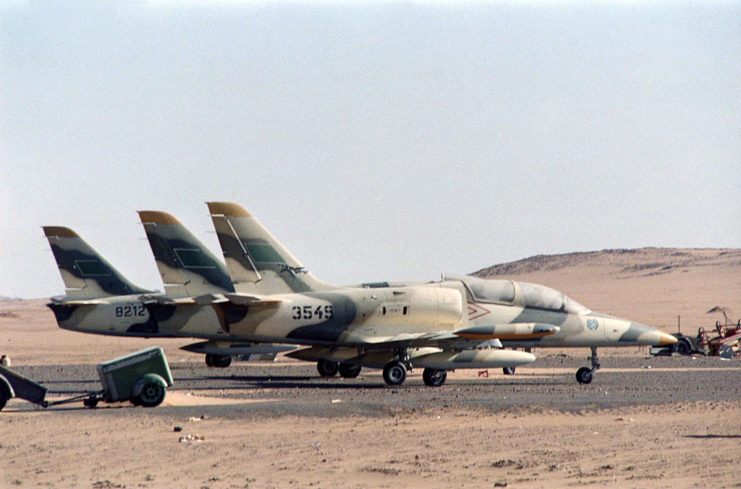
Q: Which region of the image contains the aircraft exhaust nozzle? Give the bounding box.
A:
[413,349,536,370]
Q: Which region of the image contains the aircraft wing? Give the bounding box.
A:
[353,323,559,350]
[160,293,283,307]
[223,293,282,306]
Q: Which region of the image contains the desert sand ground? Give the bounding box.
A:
[1,248,740,489]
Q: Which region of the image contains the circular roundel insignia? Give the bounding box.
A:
[586,319,598,330]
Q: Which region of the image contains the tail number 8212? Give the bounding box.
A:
[115,303,146,318]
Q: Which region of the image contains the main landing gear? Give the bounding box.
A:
[382,363,448,387]
[382,361,407,385]
[422,368,447,387]
[576,346,600,384]
[316,360,362,378]
[382,348,412,386]
[205,354,232,368]
[317,349,450,387]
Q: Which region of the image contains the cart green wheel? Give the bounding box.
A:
[131,374,167,408]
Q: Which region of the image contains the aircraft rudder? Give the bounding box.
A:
[206,201,334,293]
[43,225,149,299]
[137,210,235,296]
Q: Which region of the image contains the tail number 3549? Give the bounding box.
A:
[292,305,334,320]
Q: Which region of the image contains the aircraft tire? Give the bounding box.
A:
[210,355,232,368]
[382,362,407,386]
[576,367,593,384]
[317,359,339,377]
[422,368,447,387]
[338,363,361,378]
[205,354,214,367]
[502,367,516,375]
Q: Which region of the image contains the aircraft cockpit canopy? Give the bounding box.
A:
[518,281,591,314]
[452,275,591,315]
[466,277,516,303]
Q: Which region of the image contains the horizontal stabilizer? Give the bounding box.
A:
[224,293,282,307]
[193,293,229,306]
[138,295,196,305]
[46,299,107,306]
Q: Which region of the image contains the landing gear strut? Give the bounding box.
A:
[576,347,600,384]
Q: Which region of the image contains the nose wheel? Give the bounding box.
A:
[576,347,600,384]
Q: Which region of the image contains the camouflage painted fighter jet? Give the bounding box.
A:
[137,210,297,366]
[191,202,546,386]
[43,225,293,367]
[203,202,677,385]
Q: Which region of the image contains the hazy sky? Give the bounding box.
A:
[2,0,740,299]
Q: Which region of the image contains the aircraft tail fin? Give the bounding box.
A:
[43,226,151,299]
[207,202,333,294]
[137,211,235,298]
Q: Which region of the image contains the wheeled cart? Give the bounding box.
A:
[0,365,48,411]
[0,346,173,411]
[94,346,173,407]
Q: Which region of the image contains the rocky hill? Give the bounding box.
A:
[474,248,741,278]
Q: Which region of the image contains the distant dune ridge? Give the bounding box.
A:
[472,248,741,331]
[474,248,741,278]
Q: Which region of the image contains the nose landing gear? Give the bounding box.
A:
[576,347,600,384]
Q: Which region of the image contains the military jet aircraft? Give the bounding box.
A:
[187,201,547,386]
[43,225,293,366]
[44,219,539,387]
[203,202,677,385]
[45,205,677,387]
